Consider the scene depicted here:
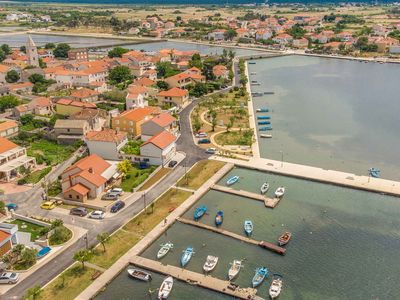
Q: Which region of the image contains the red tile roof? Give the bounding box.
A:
[141,130,176,150]
[86,129,127,143]
[157,87,188,98]
[0,230,11,243]
[64,183,90,196]
[69,154,111,175]
[0,120,18,132]
[0,137,18,154]
[117,107,160,122]
[149,113,176,127]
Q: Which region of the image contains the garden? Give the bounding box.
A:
[118,160,157,192]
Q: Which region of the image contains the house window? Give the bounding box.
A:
[76,195,80,199]
[69,194,72,199]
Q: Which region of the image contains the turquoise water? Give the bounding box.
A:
[249,55,400,181]
[98,167,400,299]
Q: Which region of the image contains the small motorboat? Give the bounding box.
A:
[257,116,271,120]
[259,126,273,131]
[368,167,380,178]
[248,61,256,65]
[244,220,253,236]
[258,121,271,125]
[260,134,272,138]
[226,175,239,186]
[158,276,174,299]
[275,186,285,198]
[251,83,261,86]
[256,108,269,113]
[251,80,258,83]
[260,182,269,194]
[251,92,264,97]
[203,255,219,273]
[278,232,292,246]
[180,247,194,267]
[127,268,152,282]
[37,246,51,259]
[264,91,275,95]
[252,267,269,287]
[215,210,224,226]
[269,274,283,299]
[194,205,207,221]
[228,260,242,280]
[250,72,257,75]
[157,242,173,259]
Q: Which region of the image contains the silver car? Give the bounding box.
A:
[0,272,19,284]
[89,210,105,219]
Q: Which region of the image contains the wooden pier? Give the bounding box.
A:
[177,218,286,255]
[212,184,281,208]
[130,255,263,300]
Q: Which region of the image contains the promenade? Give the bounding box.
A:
[213,156,400,197]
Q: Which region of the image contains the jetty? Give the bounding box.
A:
[177,218,286,255]
[130,255,262,300]
[211,184,281,208]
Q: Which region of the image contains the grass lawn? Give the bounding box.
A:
[27,139,78,165]
[177,159,225,190]
[137,168,171,191]
[215,130,254,146]
[40,263,100,300]
[120,165,157,192]
[10,219,45,241]
[49,226,73,246]
[24,166,52,184]
[89,188,191,269]
[47,181,62,197]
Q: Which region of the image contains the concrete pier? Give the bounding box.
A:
[177,218,286,255]
[130,255,262,300]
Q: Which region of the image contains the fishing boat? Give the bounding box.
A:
[251,80,258,83]
[264,91,275,95]
[259,126,273,131]
[244,220,253,236]
[275,186,285,198]
[180,247,194,267]
[257,116,271,120]
[228,260,242,280]
[127,268,152,282]
[260,182,269,194]
[256,108,269,113]
[258,121,271,125]
[251,92,263,97]
[158,276,174,299]
[248,61,256,65]
[269,274,283,299]
[251,83,261,86]
[194,205,207,221]
[368,167,380,178]
[215,210,224,226]
[278,232,292,246]
[157,242,173,259]
[203,255,219,273]
[250,72,257,75]
[226,175,239,186]
[252,267,269,288]
[260,134,272,138]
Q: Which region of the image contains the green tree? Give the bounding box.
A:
[0,200,5,214]
[224,29,237,41]
[189,53,203,69]
[20,248,37,266]
[156,80,169,90]
[23,284,42,300]
[108,66,133,85]
[108,47,129,58]
[38,58,46,69]
[1,44,12,55]
[226,116,235,132]
[193,114,201,133]
[28,73,46,84]
[117,159,131,178]
[190,82,208,98]
[0,95,20,112]
[51,218,64,229]
[156,62,179,78]
[73,249,92,269]
[44,42,55,49]
[20,46,26,53]
[53,43,71,58]
[210,109,218,132]
[286,25,306,39]
[0,49,5,62]
[5,70,19,83]
[96,232,110,252]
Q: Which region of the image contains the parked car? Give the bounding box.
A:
[195,132,207,138]
[107,188,123,196]
[0,272,19,284]
[168,160,178,168]
[205,147,217,154]
[40,201,56,210]
[89,210,105,219]
[110,201,125,213]
[198,138,211,144]
[5,203,17,211]
[70,207,88,217]
[102,192,119,200]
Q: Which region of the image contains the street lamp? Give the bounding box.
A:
[83,233,88,250]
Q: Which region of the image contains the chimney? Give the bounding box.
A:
[88,168,93,173]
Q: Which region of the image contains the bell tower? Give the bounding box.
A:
[26,35,39,67]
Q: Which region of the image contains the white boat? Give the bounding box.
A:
[269,275,283,299]
[260,182,269,194]
[274,186,285,198]
[228,260,242,280]
[158,276,174,299]
[127,268,152,282]
[260,134,272,138]
[157,242,173,259]
[203,255,219,273]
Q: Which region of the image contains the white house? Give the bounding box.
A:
[85,129,128,160]
[139,130,176,165]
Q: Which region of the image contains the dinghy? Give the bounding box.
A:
[252,267,268,287]
[259,126,273,131]
[228,260,242,280]
[127,268,152,282]
[257,116,271,120]
[226,175,239,186]
[215,210,224,226]
[369,167,380,178]
[260,134,272,138]
[193,205,207,221]
[203,255,219,273]
[180,247,194,267]
[260,182,269,194]
[157,242,173,259]
[158,276,174,299]
[258,121,271,125]
[244,220,253,236]
[278,232,292,246]
[275,186,285,198]
[269,274,283,299]
[256,108,269,113]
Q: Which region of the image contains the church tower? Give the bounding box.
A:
[26,35,39,67]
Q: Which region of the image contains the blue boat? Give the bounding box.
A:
[226,175,239,186]
[194,205,207,221]
[257,116,271,120]
[180,247,194,267]
[244,220,253,236]
[37,246,51,259]
[256,108,269,113]
[258,121,271,125]
[252,267,269,287]
[259,126,273,131]
[369,168,380,178]
[215,211,224,226]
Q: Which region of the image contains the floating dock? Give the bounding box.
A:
[130,255,262,300]
[177,218,286,255]
[211,185,281,208]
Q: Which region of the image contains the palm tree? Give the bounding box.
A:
[73,249,92,269]
[97,232,110,252]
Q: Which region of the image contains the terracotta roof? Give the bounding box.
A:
[76,169,107,187]
[134,77,155,87]
[141,130,176,150]
[64,183,90,196]
[66,154,110,175]
[157,87,188,98]
[70,109,100,120]
[0,64,9,73]
[57,99,97,109]
[0,137,19,154]
[116,107,160,122]
[31,97,51,107]
[86,129,127,143]
[213,65,228,76]
[0,120,18,132]
[70,88,99,99]
[8,82,33,90]
[149,113,176,127]
[0,230,11,243]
